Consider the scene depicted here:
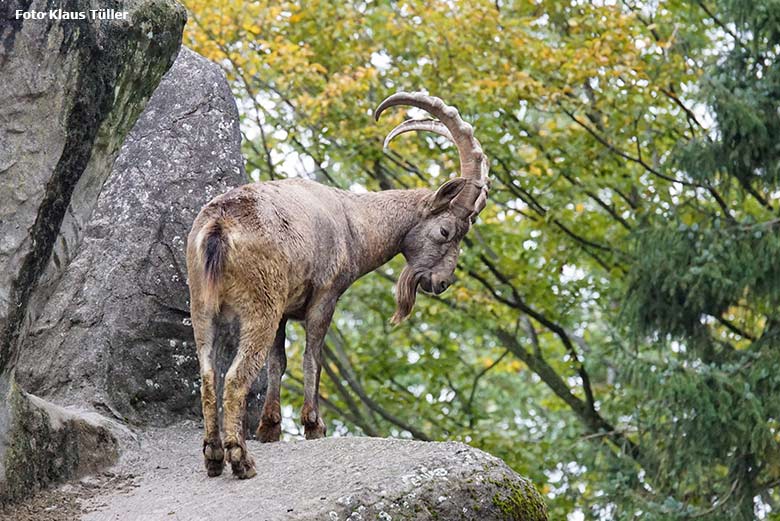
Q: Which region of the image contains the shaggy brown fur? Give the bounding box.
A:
[186,92,488,479]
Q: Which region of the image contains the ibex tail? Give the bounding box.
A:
[200,220,228,310]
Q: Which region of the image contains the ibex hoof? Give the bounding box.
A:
[203,440,225,477]
[224,439,256,479]
[256,419,282,443]
[304,416,327,440]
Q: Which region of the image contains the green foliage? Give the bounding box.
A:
[625,223,780,338]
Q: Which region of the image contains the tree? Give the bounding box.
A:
[616,1,780,518]
[183,1,780,518]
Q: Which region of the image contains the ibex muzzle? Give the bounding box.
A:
[186,92,489,479]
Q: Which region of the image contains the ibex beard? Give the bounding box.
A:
[186,92,489,479]
[392,264,423,325]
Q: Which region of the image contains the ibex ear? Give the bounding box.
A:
[429,178,467,214]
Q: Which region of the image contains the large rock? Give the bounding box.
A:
[0,377,134,506]
[0,0,186,372]
[16,47,266,428]
[78,426,548,521]
[0,0,186,504]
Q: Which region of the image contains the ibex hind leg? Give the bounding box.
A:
[192,306,224,477]
[257,318,287,443]
[222,313,280,479]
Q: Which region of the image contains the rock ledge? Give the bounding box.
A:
[79,425,547,521]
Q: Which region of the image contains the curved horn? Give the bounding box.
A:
[374,91,489,219]
[374,92,484,179]
[382,119,454,150]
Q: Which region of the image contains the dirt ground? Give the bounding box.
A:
[0,420,542,521]
[0,422,185,521]
[0,471,138,521]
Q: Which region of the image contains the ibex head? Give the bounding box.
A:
[375,92,490,324]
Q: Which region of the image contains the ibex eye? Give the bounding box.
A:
[440,227,450,239]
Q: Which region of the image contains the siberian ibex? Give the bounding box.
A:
[186,92,489,479]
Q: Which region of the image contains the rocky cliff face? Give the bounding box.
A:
[15,47,266,429]
[0,0,186,503]
[0,0,186,372]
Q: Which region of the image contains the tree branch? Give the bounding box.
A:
[323,340,432,441]
[494,329,642,463]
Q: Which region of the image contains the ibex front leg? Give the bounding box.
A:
[256,318,287,443]
[301,299,336,439]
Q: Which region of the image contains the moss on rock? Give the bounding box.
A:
[490,476,548,521]
[0,375,120,504]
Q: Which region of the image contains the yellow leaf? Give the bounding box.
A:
[242,22,260,34]
[508,360,525,372]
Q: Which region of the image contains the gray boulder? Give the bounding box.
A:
[0,0,186,367]
[78,426,548,521]
[0,377,135,506]
[0,0,186,504]
[16,47,266,429]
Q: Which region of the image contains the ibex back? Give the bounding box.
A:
[186,92,489,479]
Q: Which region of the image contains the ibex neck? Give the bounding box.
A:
[346,188,430,277]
